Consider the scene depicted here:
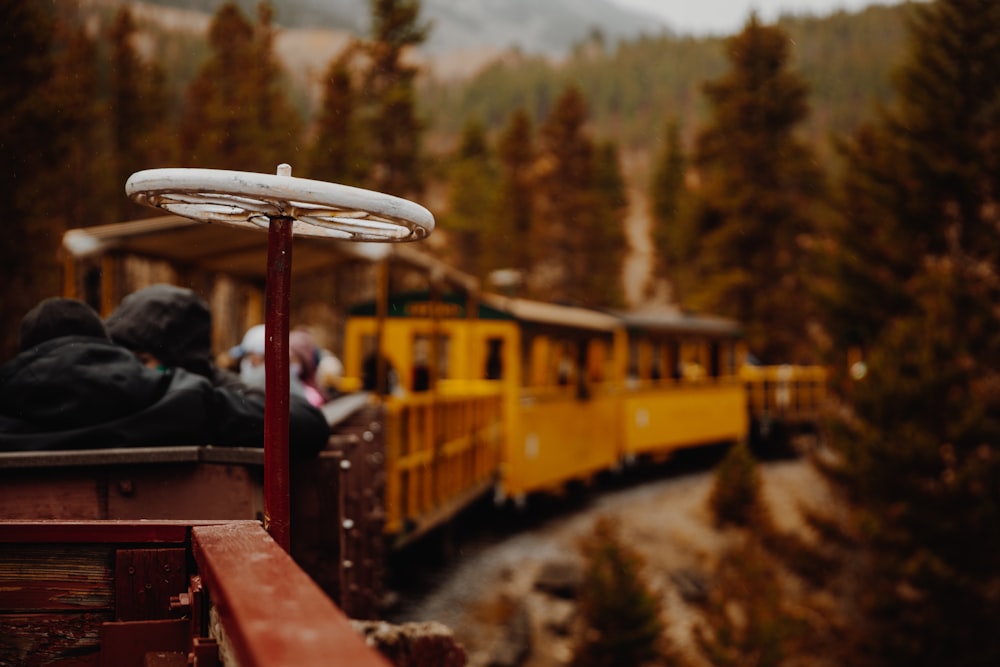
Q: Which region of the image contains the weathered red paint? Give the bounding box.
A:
[0,520,216,544]
[191,522,390,667]
[264,215,293,552]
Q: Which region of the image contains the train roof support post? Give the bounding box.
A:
[124,164,434,552]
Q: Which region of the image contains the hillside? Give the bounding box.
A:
[68,0,915,306]
[81,0,913,155]
[421,3,913,151]
[112,0,668,56]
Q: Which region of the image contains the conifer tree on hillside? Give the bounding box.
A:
[492,108,536,285]
[689,16,825,363]
[0,1,60,358]
[650,119,695,301]
[571,517,670,667]
[585,141,628,307]
[249,3,303,169]
[533,85,597,304]
[108,7,170,220]
[361,0,428,198]
[46,21,110,233]
[178,2,301,171]
[821,2,1000,665]
[441,118,499,277]
[308,49,368,186]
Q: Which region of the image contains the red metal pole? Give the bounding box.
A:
[264,214,293,552]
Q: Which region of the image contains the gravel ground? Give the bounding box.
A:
[387,453,840,667]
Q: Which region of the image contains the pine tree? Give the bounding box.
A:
[708,441,771,529]
[45,21,109,232]
[649,119,697,302]
[689,15,825,362]
[492,108,536,284]
[108,6,170,220]
[307,48,368,186]
[822,2,1000,665]
[441,118,499,277]
[0,1,58,357]
[571,516,670,667]
[178,2,300,172]
[533,85,596,304]
[250,3,303,169]
[584,141,628,308]
[361,0,428,197]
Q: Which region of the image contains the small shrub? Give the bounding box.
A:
[570,516,673,667]
[695,538,805,667]
[708,441,770,529]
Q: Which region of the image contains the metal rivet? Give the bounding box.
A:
[340,460,352,470]
[363,431,374,442]
[343,560,353,569]
[342,519,355,530]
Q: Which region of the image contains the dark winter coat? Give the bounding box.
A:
[0,335,329,454]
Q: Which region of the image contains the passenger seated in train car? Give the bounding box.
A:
[0,297,328,453]
[106,284,329,447]
[316,347,344,398]
[106,283,244,390]
[231,324,311,400]
[228,324,335,408]
[290,327,337,406]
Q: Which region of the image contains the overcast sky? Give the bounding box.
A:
[611,0,915,36]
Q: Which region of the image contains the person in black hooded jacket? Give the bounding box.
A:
[0,297,329,454]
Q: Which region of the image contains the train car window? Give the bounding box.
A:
[650,341,663,383]
[669,340,682,380]
[587,339,605,384]
[557,341,576,387]
[437,335,450,381]
[709,341,721,378]
[485,338,503,379]
[575,342,590,399]
[410,334,449,391]
[627,338,640,382]
[412,335,431,391]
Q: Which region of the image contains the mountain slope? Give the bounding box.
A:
[121,0,669,56]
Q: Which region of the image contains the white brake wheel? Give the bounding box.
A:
[125,166,434,242]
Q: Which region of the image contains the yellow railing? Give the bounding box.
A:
[741,365,828,423]
[381,387,504,540]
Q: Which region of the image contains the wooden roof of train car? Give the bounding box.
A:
[613,307,744,338]
[347,290,620,332]
[62,214,478,290]
[347,291,741,338]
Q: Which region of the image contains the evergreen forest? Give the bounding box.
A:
[3,1,1000,664]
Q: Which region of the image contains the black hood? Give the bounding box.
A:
[19,297,109,352]
[105,284,216,379]
[0,336,167,430]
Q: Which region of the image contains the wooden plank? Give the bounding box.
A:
[0,611,110,666]
[0,520,254,544]
[99,619,188,667]
[0,473,103,520]
[105,464,262,521]
[0,545,114,612]
[191,523,390,667]
[115,549,187,621]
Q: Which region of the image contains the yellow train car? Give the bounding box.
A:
[615,309,749,462]
[343,293,756,534]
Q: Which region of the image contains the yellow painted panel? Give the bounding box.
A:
[503,392,620,498]
[622,382,748,456]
